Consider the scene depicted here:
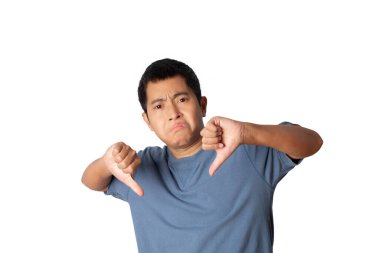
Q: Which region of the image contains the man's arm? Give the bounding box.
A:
[81,158,112,192]
[201,117,323,175]
[81,142,144,196]
[242,123,323,160]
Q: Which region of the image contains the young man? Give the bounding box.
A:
[82,58,323,253]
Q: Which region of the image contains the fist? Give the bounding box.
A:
[103,142,144,196]
[201,116,244,176]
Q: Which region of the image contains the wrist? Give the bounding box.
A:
[99,156,113,176]
[241,122,260,145]
[240,121,247,145]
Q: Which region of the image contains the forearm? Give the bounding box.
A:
[81,157,113,191]
[242,122,323,159]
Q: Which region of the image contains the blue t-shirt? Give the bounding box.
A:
[106,140,301,253]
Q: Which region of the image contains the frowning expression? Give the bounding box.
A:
[142,75,207,149]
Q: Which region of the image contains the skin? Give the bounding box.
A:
[81,75,323,196]
[142,75,208,158]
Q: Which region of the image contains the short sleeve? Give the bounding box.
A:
[104,176,131,202]
[104,150,144,202]
[243,122,302,189]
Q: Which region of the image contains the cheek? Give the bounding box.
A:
[150,118,168,135]
[185,109,203,129]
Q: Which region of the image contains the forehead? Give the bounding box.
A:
[145,75,193,101]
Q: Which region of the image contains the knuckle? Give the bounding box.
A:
[122,168,133,175]
[118,161,128,169]
[117,154,125,162]
[115,142,124,149]
[124,146,131,154]
[112,142,125,155]
[130,162,140,171]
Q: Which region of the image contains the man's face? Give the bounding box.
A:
[142,75,207,149]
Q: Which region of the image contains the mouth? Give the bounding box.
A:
[171,122,187,132]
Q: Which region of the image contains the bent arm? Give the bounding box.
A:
[242,123,323,159]
[81,158,112,192]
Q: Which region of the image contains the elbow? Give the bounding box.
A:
[81,170,95,190]
[313,132,323,154]
[81,172,90,189]
[303,130,323,157]
[81,171,109,192]
[318,134,324,149]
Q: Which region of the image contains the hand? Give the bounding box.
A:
[200,116,244,176]
[102,142,144,196]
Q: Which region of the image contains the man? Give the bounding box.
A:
[82,58,323,253]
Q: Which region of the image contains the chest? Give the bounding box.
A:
[129,149,273,228]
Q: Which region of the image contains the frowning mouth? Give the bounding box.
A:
[170,122,186,132]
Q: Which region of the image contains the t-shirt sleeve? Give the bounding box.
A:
[103,150,144,202]
[243,122,302,189]
[104,176,131,202]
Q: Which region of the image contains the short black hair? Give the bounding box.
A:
[138,58,202,113]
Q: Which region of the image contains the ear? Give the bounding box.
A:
[200,96,207,117]
[142,112,154,131]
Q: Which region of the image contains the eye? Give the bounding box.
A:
[178,97,188,103]
[153,104,162,110]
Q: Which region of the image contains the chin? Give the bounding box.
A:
[169,135,194,147]
[175,136,202,149]
[171,140,191,148]
[162,130,200,148]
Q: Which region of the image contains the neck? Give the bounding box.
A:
[168,137,203,159]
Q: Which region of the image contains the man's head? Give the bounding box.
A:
[138,58,202,113]
[138,59,207,149]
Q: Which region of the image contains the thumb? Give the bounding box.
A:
[209,152,227,176]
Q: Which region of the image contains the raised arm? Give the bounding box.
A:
[201,117,323,175]
[242,122,323,160]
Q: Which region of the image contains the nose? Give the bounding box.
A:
[169,113,181,121]
[168,103,182,121]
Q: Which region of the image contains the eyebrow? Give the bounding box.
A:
[150,92,190,105]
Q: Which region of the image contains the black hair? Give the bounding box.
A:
[138,58,202,113]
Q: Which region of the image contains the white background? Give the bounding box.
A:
[1,1,379,252]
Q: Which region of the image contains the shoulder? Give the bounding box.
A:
[138,146,167,160]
